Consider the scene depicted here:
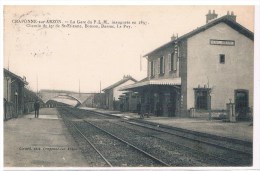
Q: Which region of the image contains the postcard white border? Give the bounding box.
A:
[1,1,260,171]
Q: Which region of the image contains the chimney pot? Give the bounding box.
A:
[227,11,230,15]
[171,33,177,41]
[226,11,236,22]
[206,10,218,23]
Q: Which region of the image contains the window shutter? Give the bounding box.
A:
[177,45,180,58]
[153,61,155,76]
[148,61,151,77]
[168,54,171,72]
[174,55,177,71]
[163,56,165,73]
[158,58,160,75]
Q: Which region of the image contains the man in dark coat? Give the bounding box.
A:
[34,100,40,118]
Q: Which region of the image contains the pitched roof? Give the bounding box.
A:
[4,68,28,85]
[102,76,137,91]
[144,15,254,57]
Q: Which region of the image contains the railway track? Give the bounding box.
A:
[70,108,252,156]
[60,108,170,167]
[59,107,252,166]
[113,120,252,166]
[128,119,252,154]
[62,116,111,167]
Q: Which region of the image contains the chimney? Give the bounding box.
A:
[171,33,178,41]
[206,10,218,23]
[226,11,236,22]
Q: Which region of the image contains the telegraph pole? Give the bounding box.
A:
[140,54,142,71]
[8,57,10,70]
[36,74,38,96]
[79,79,81,97]
[99,81,102,108]
[100,81,101,94]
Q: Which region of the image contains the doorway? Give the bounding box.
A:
[167,92,176,117]
[235,89,249,120]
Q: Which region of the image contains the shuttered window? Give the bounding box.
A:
[173,53,177,71]
[194,89,211,110]
[159,56,165,74]
[148,61,151,77]
[153,60,155,76]
[150,61,154,77]
[169,53,177,71]
[168,54,171,71]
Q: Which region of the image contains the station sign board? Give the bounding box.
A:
[210,39,235,46]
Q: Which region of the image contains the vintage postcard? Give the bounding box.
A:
[2,5,258,170]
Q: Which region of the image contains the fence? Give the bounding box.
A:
[4,102,16,120]
[3,101,36,121]
[23,102,35,114]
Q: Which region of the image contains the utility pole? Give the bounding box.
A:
[100,81,101,94]
[8,58,10,70]
[79,79,81,98]
[140,54,142,71]
[36,74,38,96]
[99,81,102,108]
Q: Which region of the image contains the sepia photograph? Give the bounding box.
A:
[2,4,258,170]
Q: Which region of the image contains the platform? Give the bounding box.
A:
[80,107,253,142]
[4,108,88,167]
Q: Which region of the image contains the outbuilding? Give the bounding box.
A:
[103,75,137,110]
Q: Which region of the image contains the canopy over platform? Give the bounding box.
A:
[120,77,181,91]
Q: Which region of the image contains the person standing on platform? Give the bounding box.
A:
[34,99,40,118]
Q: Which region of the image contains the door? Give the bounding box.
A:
[168,92,176,117]
[235,90,249,120]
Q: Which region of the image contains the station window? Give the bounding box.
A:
[170,53,177,71]
[194,88,211,110]
[170,53,174,71]
[219,54,225,64]
[150,61,154,77]
[159,56,165,74]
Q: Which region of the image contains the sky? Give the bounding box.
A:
[3,6,254,93]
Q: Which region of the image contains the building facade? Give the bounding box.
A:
[118,91,140,112]
[3,68,28,120]
[121,11,254,119]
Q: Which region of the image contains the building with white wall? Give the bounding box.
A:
[121,11,254,119]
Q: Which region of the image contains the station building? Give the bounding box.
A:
[121,11,254,119]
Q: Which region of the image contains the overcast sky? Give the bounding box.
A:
[4,6,254,93]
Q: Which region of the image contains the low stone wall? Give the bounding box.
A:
[189,109,227,119]
[4,102,37,121]
[4,102,16,120]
